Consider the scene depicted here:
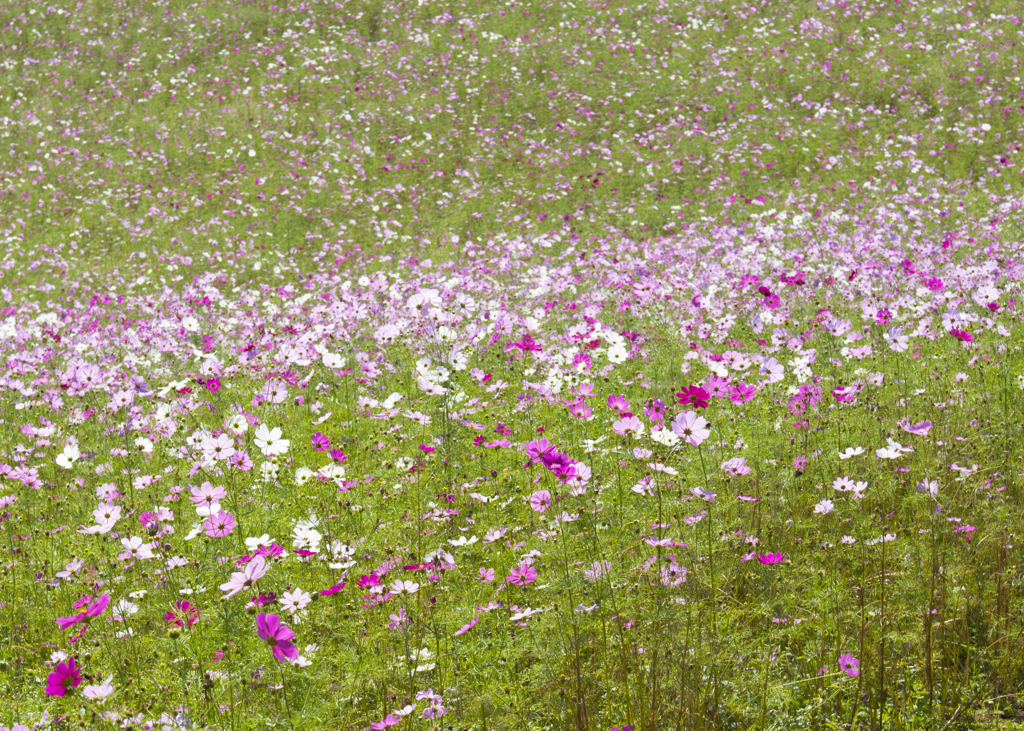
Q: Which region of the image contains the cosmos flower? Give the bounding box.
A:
[55,594,111,641]
[254,424,290,457]
[220,555,269,598]
[164,600,201,628]
[670,411,710,447]
[203,509,237,538]
[45,658,82,696]
[506,562,538,586]
[676,385,710,409]
[838,653,860,677]
[529,490,552,513]
[256,613,299,662]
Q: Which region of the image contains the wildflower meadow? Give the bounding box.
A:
[1,0,1023,729]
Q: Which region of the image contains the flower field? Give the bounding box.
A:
[1,0,1024,728]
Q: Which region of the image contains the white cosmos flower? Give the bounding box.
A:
[606,345,628,364]
[292,526,322,550]
[448,535,478,547]
[56,445,80,469]
[280,588,313,614]
[245,534,272,551]
[322,352,346,369]
[195,502,222,518]
[111,599,139,620]
[253,424,289,457]
[650,428,680,447]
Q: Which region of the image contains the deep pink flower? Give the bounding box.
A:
[205,378,221,393]
[541,451,576,479]
[757,552,784,565]
[164,600,201,628]
[676,385,709,409]
[311,432,330,451]
[45,658,82,696]
[949,328,974,342]
[256,613,299,662]
[55,594,110,641]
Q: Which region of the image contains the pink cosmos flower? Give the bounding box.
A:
[220,555,268,598]
[541,451,576,480]
[454,616,480,636]
[506,562,538,586]
[898,419,932,436]
[311,432,330,451]
[729,381,757,404]
[368,715,402,730]
[478,568,495,583]
[189,481,226,508]
[200,433,234,462]
[720,457,750,477]
[704,375,730,398]
[204,509,237,538]
[529,490,551,513]
[612,415,644,436]
[45,658,82,696]
[607,394,630,412]
[838,653,860,677]
[82,675,114,702]
[523,438,554,464]
[670,411,710,447]
[229,449,254,471]
[757,552,784,565]
[256,613,299,662]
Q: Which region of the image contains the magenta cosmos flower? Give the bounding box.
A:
[164,600,201,628]
[45,658,82,696]
[256,613,299,662]
[676,385,709,409]
[757,552,784,565]
[55,594,110,641]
